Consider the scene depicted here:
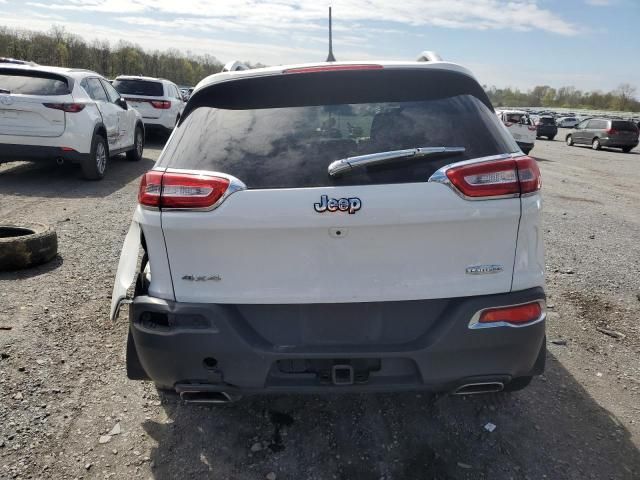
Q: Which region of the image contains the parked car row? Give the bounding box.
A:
[0,60,186,179]
[496,108,638,154]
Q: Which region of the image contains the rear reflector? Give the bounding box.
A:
[284,64,384,74]
[444,156,541,198]
[479,302,543,325]
[43,102,85,113]
[138,171,230,209]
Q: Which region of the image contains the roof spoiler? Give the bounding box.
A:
[416,51,442,62]
[222,61,249,72]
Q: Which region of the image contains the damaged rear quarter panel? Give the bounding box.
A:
[110,206,174,321]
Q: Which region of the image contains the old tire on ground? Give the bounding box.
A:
[0,224,58,271]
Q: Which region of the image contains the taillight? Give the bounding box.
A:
[478,301,543,325]
[43,103,85,113]
[527,125,537,131]
[605,128,618,135]
[138,171,163,207]
[138,171,230,209]
[443,156,540,199]
[150,100,171,109]
[516,156,542,194]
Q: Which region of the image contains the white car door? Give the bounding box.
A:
[84,77,119,150]
[101,79,132,149]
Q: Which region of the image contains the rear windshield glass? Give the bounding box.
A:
[112,79,163,96]
[0,74,69,95]
[612,121,638,132]
[539,117,556,125]
[159,70,518,189]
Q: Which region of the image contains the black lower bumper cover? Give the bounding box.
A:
[128,287,546,394]
[0,143,89,163]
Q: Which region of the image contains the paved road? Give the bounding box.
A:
[0,132,638,479]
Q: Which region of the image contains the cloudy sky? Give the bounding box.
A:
[1,0,638,92]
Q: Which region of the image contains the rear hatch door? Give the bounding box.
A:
[0,69,71,137]
[112,79,165,119]
[157,67,523,304]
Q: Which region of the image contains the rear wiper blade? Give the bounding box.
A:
[0,89,10,94]
[328,146,465,177]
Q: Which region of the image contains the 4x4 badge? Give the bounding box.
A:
[314,194,361,214]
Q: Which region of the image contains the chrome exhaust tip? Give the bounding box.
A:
[179,390,236,404]
[453,382,504,395]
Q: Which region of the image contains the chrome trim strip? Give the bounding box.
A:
[468,299,546,330]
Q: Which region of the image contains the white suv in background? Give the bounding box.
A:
[112,76,185,134]
[0,64,144,179]
[496,109,536,155]
[112,55,545,402]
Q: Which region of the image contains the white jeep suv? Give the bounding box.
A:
[0,64,144,179]
[112,56,545,402]
[112,76,184,134]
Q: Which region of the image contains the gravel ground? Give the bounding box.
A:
[0,132,639,480]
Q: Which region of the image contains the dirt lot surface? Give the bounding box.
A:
[1,133,639,480]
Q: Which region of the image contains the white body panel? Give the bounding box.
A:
[512,194,545,291]
[0,93,69,137]
[161,183,521,304]
[111,59,545,320]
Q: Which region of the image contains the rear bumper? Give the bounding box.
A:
[128,287,546,394]
[0,143,89,164]
[600,138,638,148]
[141,116,174,131]
[536,126,557,137]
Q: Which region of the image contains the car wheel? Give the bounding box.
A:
[548,136,555,141]
[126,126,144,162]
[592,138,601,150]
[502,376,533,392]
[82,134,108,180]
[0,224,58,271]
[622,146,632,153]
[566,135,574,146]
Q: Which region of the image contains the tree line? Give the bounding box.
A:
[0,26,224,86]
[1,26,639,111]
[485,84,639,113]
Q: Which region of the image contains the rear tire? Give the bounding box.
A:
[126,126,144,162]
[566,135,574,146]
[592,138,601,150]
[82,134,108,180]
[622,146,632,153]
[548,136,555,141]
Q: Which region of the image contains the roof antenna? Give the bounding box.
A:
[326,6,336,62]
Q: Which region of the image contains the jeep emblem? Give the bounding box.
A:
[314,194,361,214]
